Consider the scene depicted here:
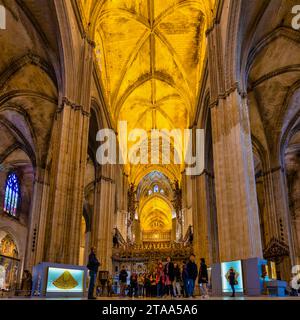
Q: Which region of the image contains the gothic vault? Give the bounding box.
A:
[0,0,300,290]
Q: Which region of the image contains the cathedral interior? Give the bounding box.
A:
[0,0,300,296]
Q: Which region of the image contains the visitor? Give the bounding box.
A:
[119,266,128,297]
[87,247,100,300]
[198,258,209,299]
[150,273,157,297]
[186,254,198,298]
[228,268,236,297]
[182,260,189,297]
[164,256,175,297]
[107,274,113,297]
[21,270,32,297]
[156,262,165,298]
[173,263,182,297]
[129,272,138,297]
[137,273,144,297]
[99,272,108,296]
[144,273,151,297]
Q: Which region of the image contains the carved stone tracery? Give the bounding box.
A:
[263,237,290,263]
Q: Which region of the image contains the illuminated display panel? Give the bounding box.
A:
[221,260,244,293]
[46,267,84,293]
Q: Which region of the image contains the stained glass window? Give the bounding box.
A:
[3,173,20,217]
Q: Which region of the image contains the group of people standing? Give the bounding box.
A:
[86,247,239,299]
[87,247,213,299]
[118,254,210,299]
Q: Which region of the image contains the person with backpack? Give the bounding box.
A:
[87,247,100,299]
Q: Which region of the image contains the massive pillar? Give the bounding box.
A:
[207,21,263,262]
[192,171,219,265]
[253,137,293,280]
[25,167,50,269]
[41,35,94,264]
[262,164,293,279]
[91,164,116,271]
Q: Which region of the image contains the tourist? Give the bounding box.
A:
[144,273,151,297]
[87,247,100,300]
[164,256,175,297]
[129,272,138,297]
[228,268,236,297]
[107,274,113,297]
[198,258,209,299]
[156,262,165,297]
[99,272,108,296]
[119,266,128,297]
[182,260,189,297]
[173,263,182,297]
[150,273,157,297]
[186,254,198,298]
[137,273,144,297]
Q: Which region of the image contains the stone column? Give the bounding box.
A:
[287,161,300,264]
[25,167,50,269]
[92,164,116,272]
[261,165,294,279]
[272,168,294,258]
[210,90,262,261]
[207,23,263,262]
[44,36,94,264]
[255,171,276,248]
[192,170,219,265]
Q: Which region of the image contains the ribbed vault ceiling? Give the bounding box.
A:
[89,0,214,181]
[79,0,214,233]
[80,0,215,235]
[139,196,172,232]
[135,171,174,232]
